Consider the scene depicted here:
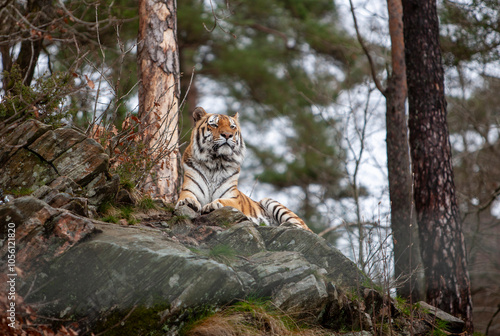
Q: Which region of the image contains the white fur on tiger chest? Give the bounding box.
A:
[182,160,239,207]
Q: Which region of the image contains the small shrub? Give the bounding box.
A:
[1,65,74,125]
[138,195,157,210]
[395,296,412,316]
[120,206,136,222]
[98,200,114,214]
[120,179,135,192]
[102,215,119,224]
[432,319,450,336]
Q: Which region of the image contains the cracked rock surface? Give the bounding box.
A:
[0,119,109,191]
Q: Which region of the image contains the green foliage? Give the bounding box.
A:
[432,319,450,336]
[99,203,137,225]
[440,0,500,66]
[0,65,74,125]
[120,179,135,192]
[98,201,114,214]
[394,296,412,317]
[120,206,137,224]
[138,195,157,210]
[101,215,119,224]
[163,203,176,213]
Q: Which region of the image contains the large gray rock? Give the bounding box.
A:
[0,120,110,192]
[418,301,466,333]
[23,223,247,318]
[0,199,464,335]
[15,212,369,327]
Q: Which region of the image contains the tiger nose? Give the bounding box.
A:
[221,132,233,139]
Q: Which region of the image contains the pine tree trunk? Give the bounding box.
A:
[385,0,422,303]
[402,0,473,331]
[137,0,180,201]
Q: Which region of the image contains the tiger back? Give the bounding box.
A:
[175,107,311,231]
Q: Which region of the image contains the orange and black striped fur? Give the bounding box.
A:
[175,107,311,231]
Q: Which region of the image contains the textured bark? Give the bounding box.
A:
[385,0,422,303]
[402,0,473,331]
[137,0,180,201]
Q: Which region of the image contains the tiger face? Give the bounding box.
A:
[191,107,245,161]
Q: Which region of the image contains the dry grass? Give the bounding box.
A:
[185,302,330,336]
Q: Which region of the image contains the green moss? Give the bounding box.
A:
[168,215,190,225]
[346,288,363,303]
[208,244,236,262]
[99,203,141,225]
[93,303,170,336]
[218,219,233,228]
[187,247,203,255]
[4,187,35,197]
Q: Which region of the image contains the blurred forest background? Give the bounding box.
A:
[1,0,499,333]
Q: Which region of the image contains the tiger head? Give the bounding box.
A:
[189,107,246,165]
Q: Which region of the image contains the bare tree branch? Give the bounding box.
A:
[348,0,386,96]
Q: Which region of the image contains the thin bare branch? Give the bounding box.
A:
[349,0,386,96]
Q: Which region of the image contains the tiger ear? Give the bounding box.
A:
[192,107,207,122]
[232,112,239,121]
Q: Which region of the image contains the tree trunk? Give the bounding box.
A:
[402,0,473,331]
[385,0,422,303]
[137,0,180,202]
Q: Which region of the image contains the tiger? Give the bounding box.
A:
[175,107,311,231]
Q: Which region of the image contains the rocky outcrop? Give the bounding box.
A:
[4,199,367,325]
[0,197,466,335]
[0,119,110,196]
[0,121,467,335]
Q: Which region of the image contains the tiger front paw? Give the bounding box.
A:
[201,200,224,214]
[175,197,202,213]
